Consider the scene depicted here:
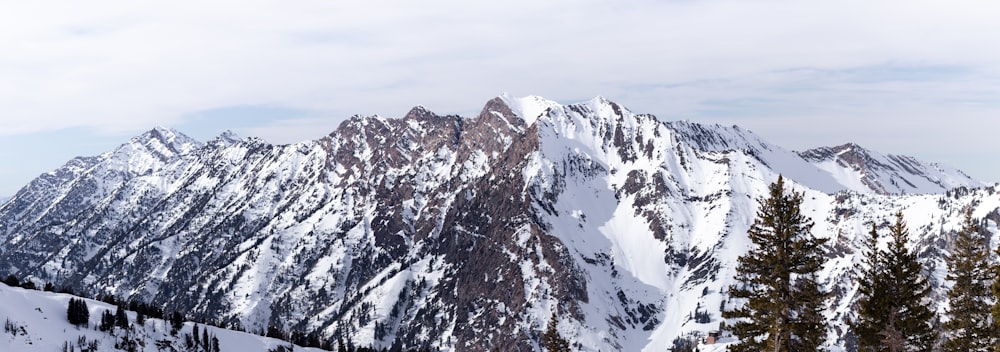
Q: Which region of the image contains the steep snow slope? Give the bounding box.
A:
[800,142,984,194]
[511,96,1000,350]
[0,126,202,250]
[0,283,324,352]
[0,95,996,351]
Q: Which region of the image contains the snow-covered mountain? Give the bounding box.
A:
[800,142,985,195]
[0,282,324,352]
[0,95,996,351]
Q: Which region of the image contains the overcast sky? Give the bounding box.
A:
[2,0,999,196]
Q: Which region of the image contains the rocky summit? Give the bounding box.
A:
[0,95,997,351]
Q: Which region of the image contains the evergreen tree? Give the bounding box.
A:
[993,237,1000,352]
[543,314,571,352]
[3,274,19,287]
[855,213,937,352]
[267,325,287,340]
[193,324,201,347]
[67,298,77,325]
[943,210,996,351]
[58,285,75,296]
[114,304,129,329]
[100,309,115,332]
[723,176,829,352]
[79,298,90,327]
[66,298,90,327]
[792,271,829,350]
[203,328,210,349]
[170,311,184,335]
[881,212,936,351]
[852,224,889,351]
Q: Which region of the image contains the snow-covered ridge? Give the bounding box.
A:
[663,120,846,193]
[498,93,561,127]
[209,130,244,147]
[0,95,995,351]
[497,95,982,194]
[505,95,972,195]
[800,142,985,194]
[0,127,234,240]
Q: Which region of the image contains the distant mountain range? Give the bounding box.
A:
[0,95,996,351]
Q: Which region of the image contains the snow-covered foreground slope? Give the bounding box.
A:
[0,283,323,352]
[0,95,996,351]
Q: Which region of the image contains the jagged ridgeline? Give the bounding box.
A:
[0,95,997,351]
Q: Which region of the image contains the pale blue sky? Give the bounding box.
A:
[2,0,1000,196]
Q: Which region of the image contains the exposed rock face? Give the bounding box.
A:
[0,96,996,351]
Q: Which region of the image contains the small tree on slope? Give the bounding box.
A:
[66,297,90,327]
[723,175,830,352]
[543,314,571,352]
[943,210,996,352]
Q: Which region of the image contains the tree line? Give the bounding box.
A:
[724,176,1000,352]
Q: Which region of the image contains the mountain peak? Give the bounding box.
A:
[403,105,438,120]
[151,125,176,134]
[133,126,200,151]
[800,142,984,194]
[839,142,861,149]
[831,142,864,155]
[105,127,203,173]
[219,129,241,141]
[1,95,998,351]
[208,130,243,147]
[497,93,560,127]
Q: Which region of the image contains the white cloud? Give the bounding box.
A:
[1,0,1000,181]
